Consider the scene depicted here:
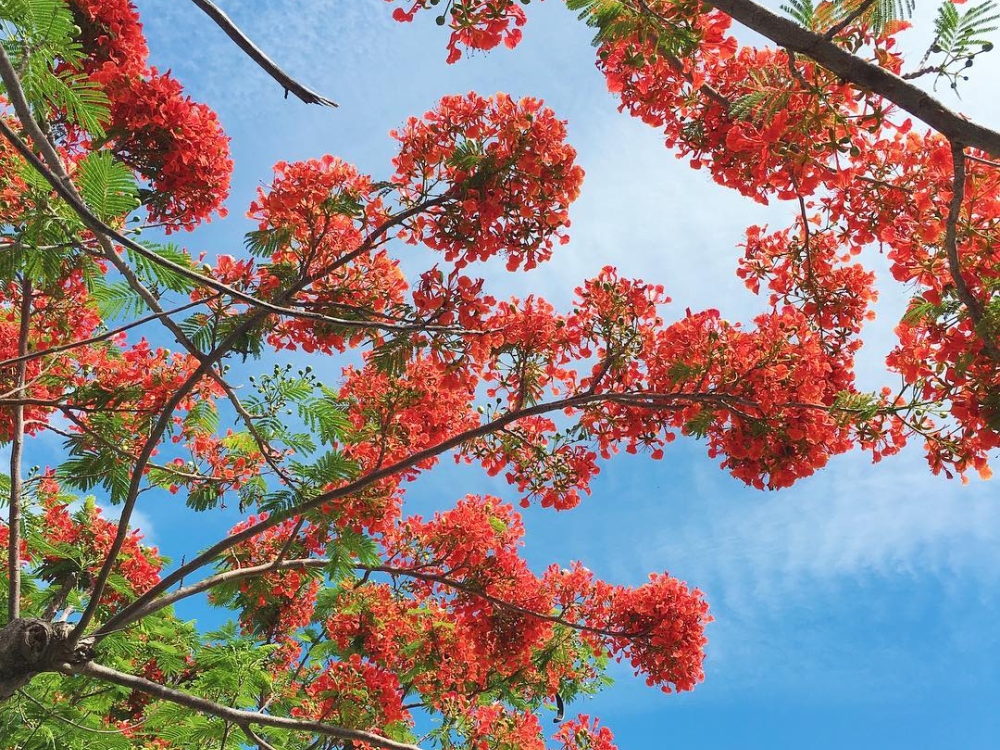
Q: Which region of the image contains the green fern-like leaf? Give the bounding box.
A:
[244,225,294,258]
[785,0,915,34]
[126,242,199,293]
[1,0,110,133]
[934,0,999,57]
[76,151,138,221]
[781,0,817,28]
[856,0,915,34]
[89,278,147,320]
[183,398,220,436]
[728,70,792,123]
[566,0,629,44]
[299,390,353,445]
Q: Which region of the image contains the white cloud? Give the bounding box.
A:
[650,448,1000,604]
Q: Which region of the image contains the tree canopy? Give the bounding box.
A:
[0,0,999,748]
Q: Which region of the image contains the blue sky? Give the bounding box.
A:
[74,0,1000,746]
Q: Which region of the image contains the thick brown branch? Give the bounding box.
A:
[698,0,1000,155]
[0,620,93,700]
[62,662,423,750]
[189,0,337,107]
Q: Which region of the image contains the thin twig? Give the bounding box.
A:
[901,65,943,80]
[0,296,215,371]
[966,152,1000,170]
[7,278,30,622]
[943,142,1000,359]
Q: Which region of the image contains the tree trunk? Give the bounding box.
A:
[0,619,94,699]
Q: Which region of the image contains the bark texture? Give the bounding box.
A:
[0,619,93,699]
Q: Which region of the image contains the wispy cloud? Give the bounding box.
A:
[651,449,1000,602]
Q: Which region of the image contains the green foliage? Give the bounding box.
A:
[298,388,354,445]
[902,295,960,326]
[191,624,276,703]
[179,311,218,352]
[183,399,221,437]
[447,138,487,171]
[565,0,629,45]
[566,0,702,57]
[370,334,416,377]
[781,0,819,28]
[781,0,915,34]
[832,390,881,424]
[0,0,110,134]
[683,408,715,439]
[328,526,381,571]
[867,0,916,31]
[729,74,792,124]
[126,243,198,294]
[934,0,999,57]
[75,152,139,222]
[289,448,358,487]
[58,446,132,505]
[926,0,999,89]
[89,278,148,320]
[57,401,141,505]
[244,225,294,258]
[216,312,265,359]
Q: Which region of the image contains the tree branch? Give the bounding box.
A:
[943,142,1000,359]
[693,0,1000,155]
[95,387,836,638]
[6,278,30,622]
[241,724,279,750]
[105,558,650,639]
[0,296,214,372]
[0,118,447,336]
[189,0,337,107]
[61,662,424,750]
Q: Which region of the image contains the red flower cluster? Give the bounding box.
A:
[393,93,584,271]
[381,495,711,693]
[293,654,410,730]
[247,156,405,354]
[220,515,327,665]
[555,715,618,750]
[388,0,532,63]
[38,477,162,609]
[68,0,232,230]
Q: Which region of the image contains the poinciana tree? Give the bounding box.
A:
[0,0,998,747]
